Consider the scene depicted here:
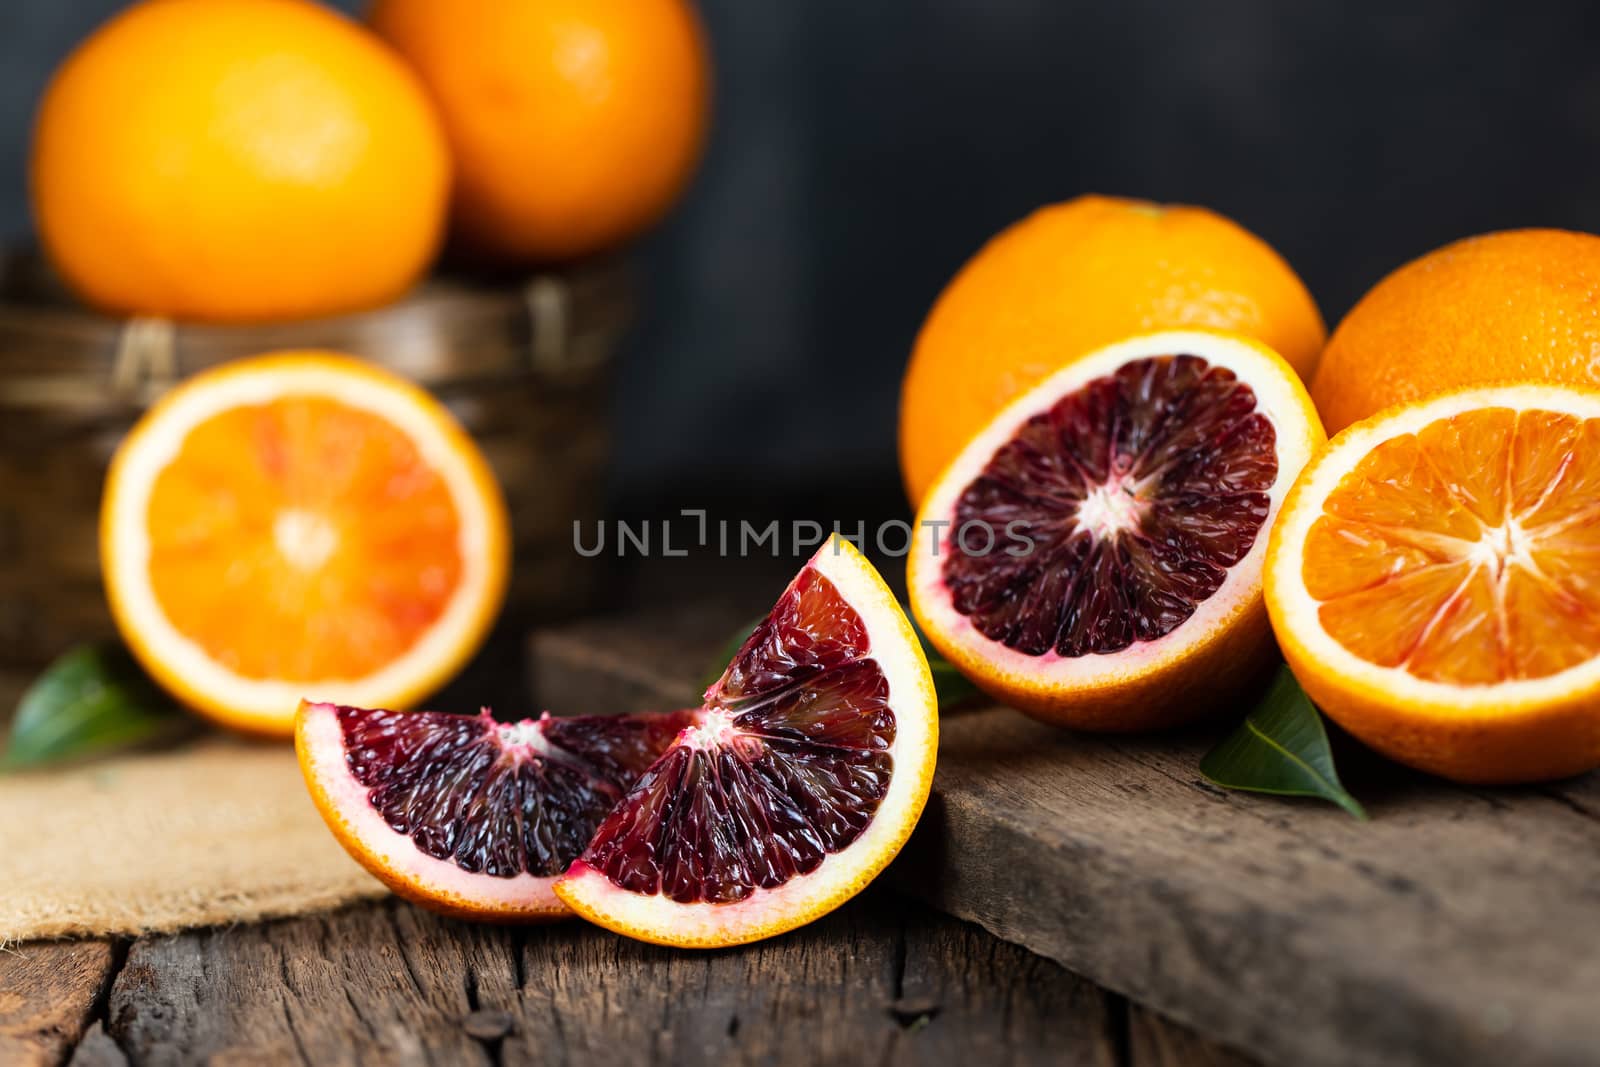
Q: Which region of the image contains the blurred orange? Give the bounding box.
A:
[898,195,1326,505]
[30,0,450,323]
[370,0,710,263]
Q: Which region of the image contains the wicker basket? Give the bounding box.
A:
[0,253,629,667]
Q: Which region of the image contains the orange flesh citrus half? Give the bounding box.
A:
[102,352,509,736]
[1266,382,1600,783]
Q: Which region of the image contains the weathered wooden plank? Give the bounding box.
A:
[108,902,496,1066]
[529,606,1600,1067]
[100,891,1120,1067]
[904,712,1600,1067]
[65,1022,128,1067]
[503,888,1120,1066]
[0,938,116,1067]
[1129,1005,1258,1067]
[893,901,1121,1067]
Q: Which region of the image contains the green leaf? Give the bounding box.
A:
[701,609,980,712]
[2,644,192,771]
[1199,665,1368,820]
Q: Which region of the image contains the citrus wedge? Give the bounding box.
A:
[909,329,1324,730]
[553,536,938,947]
[101,351,510,736]
[1266,382,1600,783]
[296,701,694,920]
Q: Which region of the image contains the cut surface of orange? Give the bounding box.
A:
[553,536,938,947]
[909,330,1323,731]
[296,701,693,921]
[1267,383,1600,783]
[102,352,509,736]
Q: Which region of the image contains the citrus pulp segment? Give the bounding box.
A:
[297,701,694,919]
[553,536,938,948]
[909,330,1324,730]
[1266,383,1600,783]
[101,352,509,735]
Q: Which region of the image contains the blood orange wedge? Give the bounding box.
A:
[297,701,694,918]
[553,536,938,948]
[101,351,510,736]
[1266,383,1600,784]
[909,329,1324,730]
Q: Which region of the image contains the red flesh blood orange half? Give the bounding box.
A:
[909,329,1324,730]
[299,537,937,939]
[554,536,938,946]
[297,702,694,919]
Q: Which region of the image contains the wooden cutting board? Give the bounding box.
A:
[529,601,1600,1067]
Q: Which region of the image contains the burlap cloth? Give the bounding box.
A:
[0,739,386,943]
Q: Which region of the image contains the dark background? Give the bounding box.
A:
[5,1,1600,511]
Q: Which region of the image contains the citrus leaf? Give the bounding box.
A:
[701,609,980,711]
[1199,665,1367,820]
[2,644,192,771]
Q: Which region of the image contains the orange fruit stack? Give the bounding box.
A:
[897,198,1600,785]
[30,0,716,741]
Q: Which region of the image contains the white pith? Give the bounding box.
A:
[273,508,340,571]
[298,702,563,913]
[911,329,1320,686]
[1270,383,1600,714]
[104,360,503,726]
[677,711,741,751]
[497,717,554,750]
[1077,477,1145,540]
[555,537,939,944]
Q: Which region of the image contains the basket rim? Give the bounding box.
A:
[0,254,632,412]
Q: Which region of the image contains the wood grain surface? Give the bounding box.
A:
[1,583,1249,1067]
[23,892,1238,1067]
[528,600,1600,1067]
[0,939,117,1067]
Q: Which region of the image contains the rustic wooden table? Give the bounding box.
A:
[0,552,1254,1067]
[8,547,1598,1067]
[1,888,1250,1066]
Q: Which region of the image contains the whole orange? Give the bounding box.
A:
[370,0,710,264]
[1311,229,1600,435]
[30,0,450,323]
[898,195,1326,505]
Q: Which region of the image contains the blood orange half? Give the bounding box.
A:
[553,536,938,947]
[296,701,694,919]
[909,329,1324,730]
